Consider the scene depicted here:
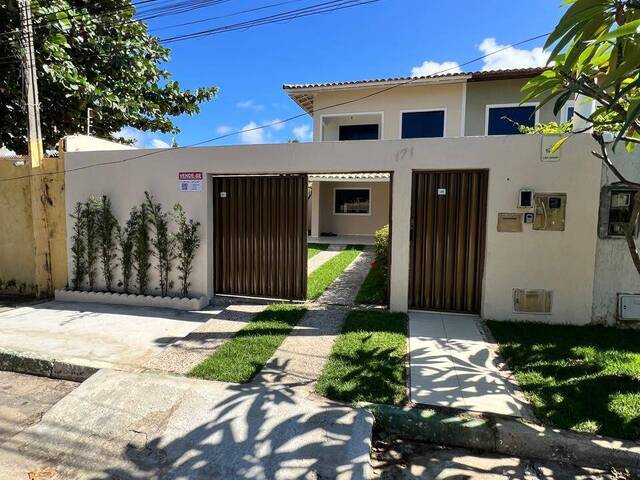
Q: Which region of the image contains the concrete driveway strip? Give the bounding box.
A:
[0,369,373,480]
[0,301,214,372]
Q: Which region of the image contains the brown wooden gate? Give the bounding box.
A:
[409,170,488,313]
[213,175,307,300]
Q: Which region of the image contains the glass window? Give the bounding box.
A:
[566,106,575,121]
[401,110,445,138]
[334,189,370,214]
[487,105,536,135]
[338,124,379,141]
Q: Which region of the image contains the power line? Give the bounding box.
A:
[0,31,551,184]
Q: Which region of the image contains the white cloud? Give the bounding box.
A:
[118,127,171,149]
[236,99,264,111]
[410,37,549,78]
[267,119,285,131]
[239,121,266,144]
[292,124,312,142]
[411,60,461,77]
[478,37,549,71]
[216,125,233,135]
[150,138,170,149]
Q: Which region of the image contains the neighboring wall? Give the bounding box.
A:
[65,134,602,324]
[312,81,466,141]
[591,147,640,325]
[465,79,558,136]
[0,157,67,295]
[318,181,389,236]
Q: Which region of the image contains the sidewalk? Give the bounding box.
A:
[408,311,533,418]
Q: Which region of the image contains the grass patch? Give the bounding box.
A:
[355,261,387,305]
[189,304,307,383]
[308,243,329,259]
[307,246,362,300]
[488,321,640,440]
[316,310,407,405]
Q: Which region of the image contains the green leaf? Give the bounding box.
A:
[551,136,570,153]
[595,19,640,42]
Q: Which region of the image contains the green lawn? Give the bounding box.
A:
[307,246,362,300]
[308,243,329,259]
[316,310,407,405]
[488,321,640,440]
[355,261,387,305]
[189,304,307,383]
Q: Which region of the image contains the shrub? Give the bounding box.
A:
[174,204,200,298]
[70,202,87,290]
[83,196,101,290]
[98,196,119,292]
[374,224,390,266]
[132,205,151,295]
[145,192,174,297]
[118,212,135,294]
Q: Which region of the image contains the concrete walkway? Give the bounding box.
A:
[408,311,532,418]
[317,247,375,306]
[0,369,373,480]
[307,244,344,274]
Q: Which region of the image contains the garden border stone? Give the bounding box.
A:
[0,347,95,382]
[54,289,208,311]
[366,403,640,474]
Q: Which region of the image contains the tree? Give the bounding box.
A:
[523,0,640,274]
[0,0,217,154]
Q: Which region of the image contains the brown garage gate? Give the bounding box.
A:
[409,170,488,313]
[213,175,307,300]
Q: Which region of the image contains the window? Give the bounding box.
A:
[562,102,575,122]
[401,110,445,138]
[338,124,379,141]
[486,105,537,135]
[334,188,370,215]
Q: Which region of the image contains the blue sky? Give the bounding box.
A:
[125,0,564,148]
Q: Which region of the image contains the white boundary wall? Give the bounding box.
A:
[65,134,604,324]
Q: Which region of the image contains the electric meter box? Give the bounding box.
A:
[618,294,640,321]
[533,193,566,231]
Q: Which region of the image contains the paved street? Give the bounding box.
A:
[0,371,77,446]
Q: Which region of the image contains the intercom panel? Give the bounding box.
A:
[533,193,566,231]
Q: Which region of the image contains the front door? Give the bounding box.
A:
[409,170,488,313]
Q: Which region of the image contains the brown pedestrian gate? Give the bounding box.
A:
[213,175,307,300]
[409,170,488,313]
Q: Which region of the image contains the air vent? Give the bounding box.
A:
[513,289,552,314]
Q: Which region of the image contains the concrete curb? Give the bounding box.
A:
[366,403,640,474]
[0,348,96,382]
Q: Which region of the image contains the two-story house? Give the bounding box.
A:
[284,68,575,242]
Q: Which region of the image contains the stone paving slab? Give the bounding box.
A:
[409,311,533,418]
[144,304,265,374]
[307,247,343,274]
[0,369,373,480]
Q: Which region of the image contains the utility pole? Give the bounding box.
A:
[18,0,44,167]
[18,0,52,297]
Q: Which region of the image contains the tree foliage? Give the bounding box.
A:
[0,0,217,154]
[524,0,640,275]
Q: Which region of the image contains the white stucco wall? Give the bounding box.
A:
[65,134,601,323]
[592,147,640,324]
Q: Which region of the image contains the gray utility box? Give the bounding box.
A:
[618,294,640,321]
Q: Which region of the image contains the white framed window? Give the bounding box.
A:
[561,101,575,123]
[485,103,539,135]
[320,112,384,142]
[333,188,371,215]
[400,109,447,139]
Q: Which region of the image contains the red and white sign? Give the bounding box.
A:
[178,172,203,192]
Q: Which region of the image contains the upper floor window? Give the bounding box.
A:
[562,102,575,123]
[339,124,379,141]
[401,110,445,139]
[486,104,538,135]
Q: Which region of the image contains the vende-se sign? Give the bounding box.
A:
[178,172,203,192]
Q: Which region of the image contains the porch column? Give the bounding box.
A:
[310,181,321,238]
[389,169,412,312]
